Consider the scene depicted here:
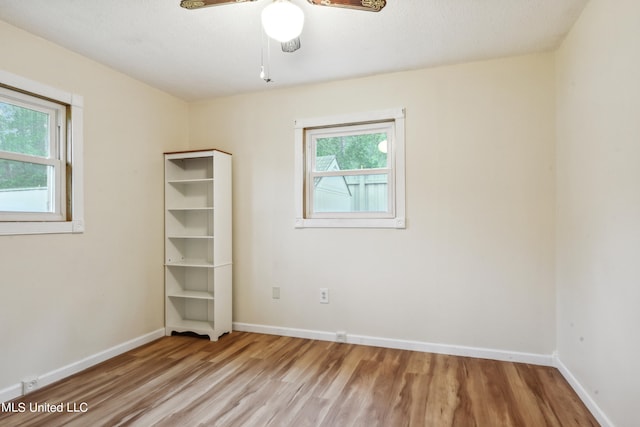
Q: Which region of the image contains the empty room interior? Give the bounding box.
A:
[0,0,638,426]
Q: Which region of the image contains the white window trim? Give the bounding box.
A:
[294,108,406,229]
[0,70,84,235]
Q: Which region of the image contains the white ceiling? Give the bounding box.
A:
[0,0,588,101]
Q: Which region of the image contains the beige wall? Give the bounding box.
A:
[0,21,188,388]
[556,1,640,426]
[189,53,557,354]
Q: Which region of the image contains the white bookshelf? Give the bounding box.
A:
[164,150,232,341]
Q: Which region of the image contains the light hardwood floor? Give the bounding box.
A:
[0,332,599,426]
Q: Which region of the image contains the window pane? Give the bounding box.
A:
[0,101,50,157]
[314,173,388,213]
[0,159,53,213]
[315,132,387,172]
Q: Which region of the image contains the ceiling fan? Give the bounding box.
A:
[180,0,386,13]
[180,0,386,82]
[180,1,386,48]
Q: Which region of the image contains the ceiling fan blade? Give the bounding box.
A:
[180,0,258,10]
[307,0,386,12]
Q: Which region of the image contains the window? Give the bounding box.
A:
[0,71,84,235]
[295,108,406,228]
[0,87,67,221]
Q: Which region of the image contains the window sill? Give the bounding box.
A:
[0,220,85,236]
[295,217,405,229]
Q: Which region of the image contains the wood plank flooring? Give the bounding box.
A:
[0,332,599,426]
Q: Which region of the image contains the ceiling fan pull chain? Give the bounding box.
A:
[260,28,273,83]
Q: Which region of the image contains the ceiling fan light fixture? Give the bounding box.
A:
[281,36,301,53]
[261,0,305,43]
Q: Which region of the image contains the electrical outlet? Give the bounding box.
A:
[22,376,38,395]
[272,286,280,299]
[336,331,347,343]
[319,288,329,304]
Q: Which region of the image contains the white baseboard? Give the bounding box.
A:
[0,328,164,404]
[232,322,555,366]
[0,384,22,406]
[234,322,336,342]
[554,355,614,427]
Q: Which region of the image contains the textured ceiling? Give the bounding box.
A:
[0,0,588,101]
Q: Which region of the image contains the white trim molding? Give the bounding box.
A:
[0,329,164,403]
[233,322,555,366]
[554,355,614,427]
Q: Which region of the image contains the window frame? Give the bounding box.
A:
[0,86,67,222]
[294,108,406,229]
[0,70,84,235]
[306,121,395,219]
